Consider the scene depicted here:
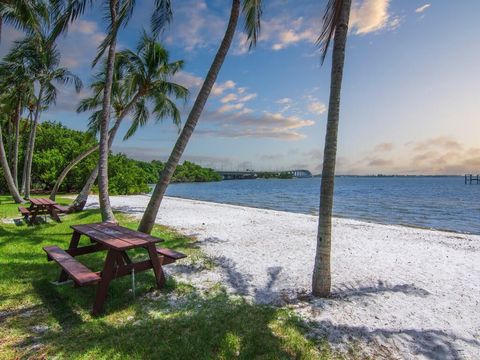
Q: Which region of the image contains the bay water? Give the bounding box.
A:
[161,176,480,234]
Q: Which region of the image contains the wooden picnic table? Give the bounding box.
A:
[18,198,68,224]
[43,222,186,315]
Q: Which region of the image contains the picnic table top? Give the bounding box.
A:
[71,222,164,251]
[30,198,57,206]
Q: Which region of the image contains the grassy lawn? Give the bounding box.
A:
[0,194,337,359]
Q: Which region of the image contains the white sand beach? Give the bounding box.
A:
[86,195,480,359]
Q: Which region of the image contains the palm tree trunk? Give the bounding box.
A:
[24,85,44,199]
[138,0,240,234]
[49,144,99,200]
[20,111,34,194]
[68,109,130,211]
[312,0,352,297]
[12,100,21,188]
[0,124,24,203]
[51,90,142,202]
[97,0,119,223]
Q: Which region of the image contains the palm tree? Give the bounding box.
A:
[312,0,352,297]
[8,33,82,199]
[50,35,187,208]
[0,100,23,203]
[0,55,35,188]
[0,0,45,43]
[53,0,174,222]
[138,0,262,233]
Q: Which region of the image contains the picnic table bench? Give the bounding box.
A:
[18,198,68,224]
[43,222,186,315]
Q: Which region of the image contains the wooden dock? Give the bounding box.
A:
[465,174,479,184]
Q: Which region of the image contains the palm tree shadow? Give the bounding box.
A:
[308,319,479,360]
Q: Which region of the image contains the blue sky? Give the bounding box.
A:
[2,0,480,175]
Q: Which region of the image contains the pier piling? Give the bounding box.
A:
[465,174,479,184]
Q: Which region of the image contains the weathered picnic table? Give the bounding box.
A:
[18,198,68,224]
[43,222,186,315]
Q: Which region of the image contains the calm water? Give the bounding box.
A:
[162,177,480,234]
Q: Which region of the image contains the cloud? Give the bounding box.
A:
[408,137,463,152]
[56,20,106,70]
[238,93,257,102]
[271,28,316,51]
[218,103,245,113]
[350,0,401,35]
[308,101,327,115]
[198,110,315,140]
[374,142,394,152]
[367,158,393,167]
[260,154,285,161]
[212,80,236,96]
[173,71,203,90]
[344,136,475,175]
[164,0,225,52]
[220,93,238,103]
[276,98,293,105]
[415,4,431,13]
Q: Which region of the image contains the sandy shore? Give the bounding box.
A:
[86,195,480,359]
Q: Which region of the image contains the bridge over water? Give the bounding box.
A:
[216,169,312,180]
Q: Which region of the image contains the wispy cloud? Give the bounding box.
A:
[308,101,327,115]
[415,4,431,13]
[198,110,315,140]
[164,0,225,52]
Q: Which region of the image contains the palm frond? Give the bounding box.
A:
[316,0,344,65]
[151,0,172,38]
[242,0,262,50]
[123,99,149,140]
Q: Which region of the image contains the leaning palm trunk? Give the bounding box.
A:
[20,112,33,193]
[49,144,98,201]
[12,101,21,187]
[68,107,131,211]
[0,124,24,203]
[138,0,240,234]
[97,0,118,223]
[23,85,43,199]
[51,89,141,202]
[312,0,352,297]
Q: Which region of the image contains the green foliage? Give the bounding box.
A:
[107,154,151,195]
[32,121,97,191]
[173,161,222,183]
[257,171,293,179]
[0,121,221,195]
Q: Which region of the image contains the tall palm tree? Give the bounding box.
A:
[50,35,187,208]
[0,56,35,188]
[312,0,352,297]
[8,33,82,198]
[138,0,262,233]
[53,0,174,222]
[0,100,23,203]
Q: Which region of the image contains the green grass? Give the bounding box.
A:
[0,194,335,359]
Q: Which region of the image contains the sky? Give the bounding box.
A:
[2,0,480,175]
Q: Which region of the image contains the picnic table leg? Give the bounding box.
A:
[49,205,61,222]
[92,249,118,316]
[146,243,166,288]
[58,231,82,282]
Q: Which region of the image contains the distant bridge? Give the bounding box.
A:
[216,169,312,180]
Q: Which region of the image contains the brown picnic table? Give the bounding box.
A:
[43,222,186,315]
[18,198,68,224]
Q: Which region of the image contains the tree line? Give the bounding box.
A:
[0,0,352,298]
[0,121,221,196]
